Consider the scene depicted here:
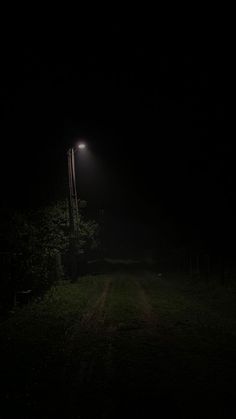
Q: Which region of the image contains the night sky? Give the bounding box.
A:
[0,25,230,254]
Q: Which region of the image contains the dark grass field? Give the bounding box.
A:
[1,269,236,418]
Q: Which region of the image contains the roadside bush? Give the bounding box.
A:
[0,201,100,303]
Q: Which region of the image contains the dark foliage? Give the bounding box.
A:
[0,201,99,309]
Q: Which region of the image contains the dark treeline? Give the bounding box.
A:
[0,201,99,313]
[1,197,235,313]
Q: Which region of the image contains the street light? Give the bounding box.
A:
[67,142,86,279]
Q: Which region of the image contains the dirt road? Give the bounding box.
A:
[1,271,236,418]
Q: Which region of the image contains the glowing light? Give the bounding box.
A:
[78,143,86,150]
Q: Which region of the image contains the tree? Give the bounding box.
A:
[0,200,100,298]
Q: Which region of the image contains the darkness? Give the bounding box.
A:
[2,19,236,419]
[0,23,230,255]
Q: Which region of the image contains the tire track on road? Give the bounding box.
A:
[134,278,175,349]
[64,277,112,398]
[135,279,158,329]
[80,278,111,330]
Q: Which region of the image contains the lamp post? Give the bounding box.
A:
[67,143,86,279]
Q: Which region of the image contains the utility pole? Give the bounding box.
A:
[68,147,79,239]
[67,143,86,279]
